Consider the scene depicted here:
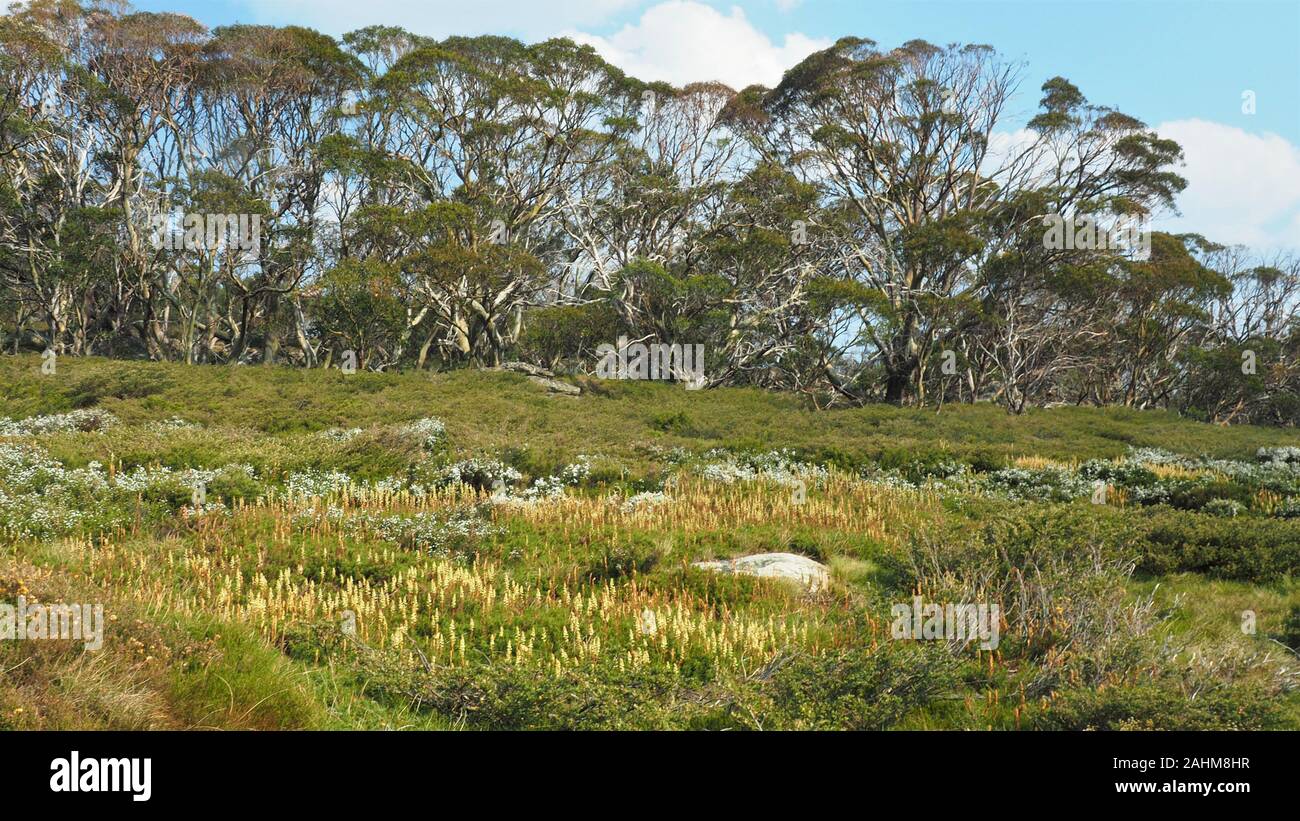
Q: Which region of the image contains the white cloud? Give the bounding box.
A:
[567,1,830,89]
[226,0,825,90]
[1152,119,1300,251]
[984,127,1054,182]
[982,120,1300,252]
[230,0,642,40]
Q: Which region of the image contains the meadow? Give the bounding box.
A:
[1,354,1298,730]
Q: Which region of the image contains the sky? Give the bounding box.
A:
[109,0,1300,251]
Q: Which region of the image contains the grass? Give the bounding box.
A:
[1,353,1298,730]
[3,354,1296,468]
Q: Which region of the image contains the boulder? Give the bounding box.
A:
[497,361,554,377]
[692,552,830,592]
[490,362,580,395]
[528,375,581,396]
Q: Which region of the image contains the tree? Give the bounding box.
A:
[731,39,1186,404]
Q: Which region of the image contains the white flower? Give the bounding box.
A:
[0,409,119,436]
[401,418,447,452]
[621,491,668,512]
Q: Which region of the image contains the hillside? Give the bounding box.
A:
[1,355,1298,729]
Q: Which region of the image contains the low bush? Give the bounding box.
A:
[1037,679,1287,730]
[65,366,171,407]
[756,644,960,730]
[1133,511,1300,581]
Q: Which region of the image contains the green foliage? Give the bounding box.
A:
[313,259,409,369]
[66,367,172,408]
[377,661,692,730]
[1037,680,1286,730]
[1133,511,1300,581]
[3,358,1299,730]
[1282,604,1300,652]
[167,621,323,730]
[758,644,960,730]
[518,302,620,369]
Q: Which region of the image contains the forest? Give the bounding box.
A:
[2,0,1296,423]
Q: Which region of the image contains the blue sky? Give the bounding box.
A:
[122,0,1300,250]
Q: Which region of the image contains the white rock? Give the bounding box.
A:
[692,552,830,591]
[527,375,581,395]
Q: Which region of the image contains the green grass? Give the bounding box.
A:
[2,353,1298,730]
[3,354,1296,471]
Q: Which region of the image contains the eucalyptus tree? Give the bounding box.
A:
[972,76,1190,410]
[75,9,206,359]
[691,160,827,387]
[724,39,1021,402]
[729,38,1188,405]
[330,27,424,225]
[375,35,634,365]
[1168,238,1300,423]
[187,24,362,363]
[0,0,115,354]
[561,81,740,309]
[959,179,1133,413]
[1,3,1292,423]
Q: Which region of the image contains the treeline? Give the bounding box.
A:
[1,0,1298,422]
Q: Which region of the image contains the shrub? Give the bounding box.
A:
[0,408,119,435]
[205,465,264,503]
[759,644,960,730]
[1165,479,1254,512]
[371,658,691,730]
[983,466,1090,501]
[1134,511,1300,581]
[1282,604,1300,652]
[902,504,1153,662]
[65,367,171,407]
[651,410,693,434]
[1079,459,1157,486]
[1037,679,1287,730]
[879,447,966,483]
[336,427,426,480]
[1203,498,1245,517]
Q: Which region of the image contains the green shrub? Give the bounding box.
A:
[206,466,265,503]
[949,502,1300,584]
[374,659,692,730]
[1037,680,1287,730]
[335,427,426,480]
[651,410,694,434]
[879,446,965,482]
[1134,511,1300,581]
[1165,479,1254,512]
[1079,459,1157,486]
[967,449,1005,473]
[759,644,960,730]
[66,367,171,407]
[1282,604,1300,652]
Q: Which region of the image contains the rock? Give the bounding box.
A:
[528,375,581,396]
[497,361,554,378]
[692,552,830,592]
[490,362,580,395]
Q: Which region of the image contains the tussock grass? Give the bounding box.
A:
[4,354,1296,469]
[2,354,1298,729]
